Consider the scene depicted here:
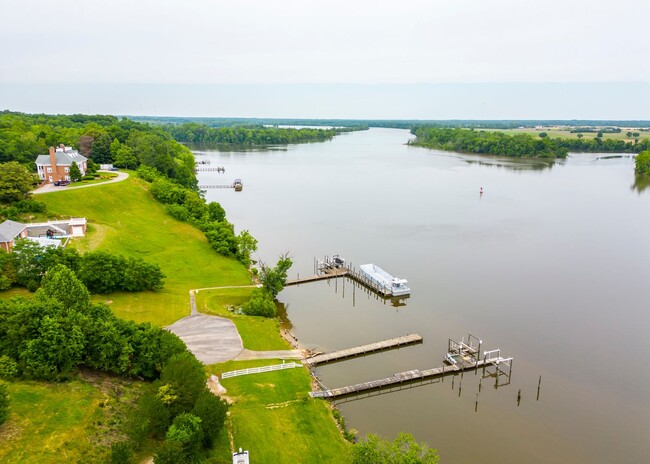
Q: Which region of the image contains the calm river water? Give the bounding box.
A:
[196,128,650,463]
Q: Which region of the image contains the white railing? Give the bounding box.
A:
[221,362,300,379]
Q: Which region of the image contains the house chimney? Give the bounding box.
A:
[49,146,59,183]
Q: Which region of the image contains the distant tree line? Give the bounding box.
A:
[410,127,569,158]
[138,167,257,267]
[552,136,649,153]
[128,115,650,130]
[0,111,197,189]
[161,122,361,145]
[0,240,164,292]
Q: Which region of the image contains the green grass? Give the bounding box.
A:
[197,288,291,351]
[490,128,650,141]
[210,360,350,463]
[35,176,251,326]
[0,373,147,464]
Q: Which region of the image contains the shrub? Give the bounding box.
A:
[110,441,133,464]
[0,356,17,379]
[241,288,277,318]
[0,383,9,426]
[82,174,95,181]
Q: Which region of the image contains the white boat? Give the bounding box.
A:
[359,263,411,296]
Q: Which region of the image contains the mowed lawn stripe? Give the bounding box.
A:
[38,177,251,326]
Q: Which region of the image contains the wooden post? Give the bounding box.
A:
[537,375,542,401]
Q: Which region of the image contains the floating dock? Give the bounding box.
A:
[303,334,423,367]
[285,255,407,298]
[310,334,512,399]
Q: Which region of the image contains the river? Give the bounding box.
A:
[195,128,650,463]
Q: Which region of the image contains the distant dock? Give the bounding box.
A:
[304,334,423,367]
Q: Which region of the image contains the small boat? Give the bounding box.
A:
[359,263,411,296]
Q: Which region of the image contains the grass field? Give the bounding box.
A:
[211,359,351,463]
[489,127,650,141]
[0,373,146,464]
[36,176,251,326]
[196,288,291,351]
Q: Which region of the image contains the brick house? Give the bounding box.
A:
[35,144,88,184]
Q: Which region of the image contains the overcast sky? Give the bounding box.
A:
[1,0,649,118]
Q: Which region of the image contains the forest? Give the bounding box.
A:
[410,127,569,158]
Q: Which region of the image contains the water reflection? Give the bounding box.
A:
[631,175,650,193]
[463,157,556,172]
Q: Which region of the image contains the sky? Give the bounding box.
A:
[1,0,649,119]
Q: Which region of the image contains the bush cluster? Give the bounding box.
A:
[142,169,257,266]
[0,240,164,293]
[130,353,228,463]
[0,265,185,381]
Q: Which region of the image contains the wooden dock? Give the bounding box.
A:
[284,266,393,297]
[304,334,423,367]
[285,268,348,286]
[199,184,235,189]
[310,359,496,399]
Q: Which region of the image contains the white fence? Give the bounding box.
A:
[221,362,300,379]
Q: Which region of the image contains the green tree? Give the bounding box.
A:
[160,352,206,416]
[0,382,9,426]
[0,161,38,203]
[0,355,18,379]
[635,150,650,176]
[236,230,258,266]
[577,133,584,139]
[165,413,203,461]
[259,253,293,296]
[191,390,227,448]
[241,288,276,317]
[352,433,439,464]
[20,315,86,380]
[114,146,138,170]
[538,132,548,138]
[69,161,82,181]
[207,202,226,222]
[154,440,186,464]
[91,133,113,163]
[36,264,91,313]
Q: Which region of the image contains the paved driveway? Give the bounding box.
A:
[166,314,244,364]
[33,171,129,194]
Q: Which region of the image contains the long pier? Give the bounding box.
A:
[310,359,504,399]
[304,334,423,367]
[198,184,235,189]
[310,334,513,399]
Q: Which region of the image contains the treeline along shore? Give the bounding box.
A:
[410,127,650,158]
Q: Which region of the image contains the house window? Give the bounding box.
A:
[47,167,52,173]
[64,167,69,173]
[48,176,52,182]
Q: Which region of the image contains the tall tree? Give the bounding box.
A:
[69,161,82,181]
[0,161,38,203]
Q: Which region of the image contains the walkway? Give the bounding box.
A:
[33,170,129,194]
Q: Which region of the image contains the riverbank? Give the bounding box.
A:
[0,174,351,462]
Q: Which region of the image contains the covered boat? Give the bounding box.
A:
[359,263,411,296]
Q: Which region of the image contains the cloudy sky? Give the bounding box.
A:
[1,0,649,118]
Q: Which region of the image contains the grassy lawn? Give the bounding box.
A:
[34,176,251,326]
[196,288,291,351]
[210,360,351,464]
[0,373,148,464]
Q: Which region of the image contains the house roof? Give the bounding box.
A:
[0,220,27,243]
[35,150,87,167]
